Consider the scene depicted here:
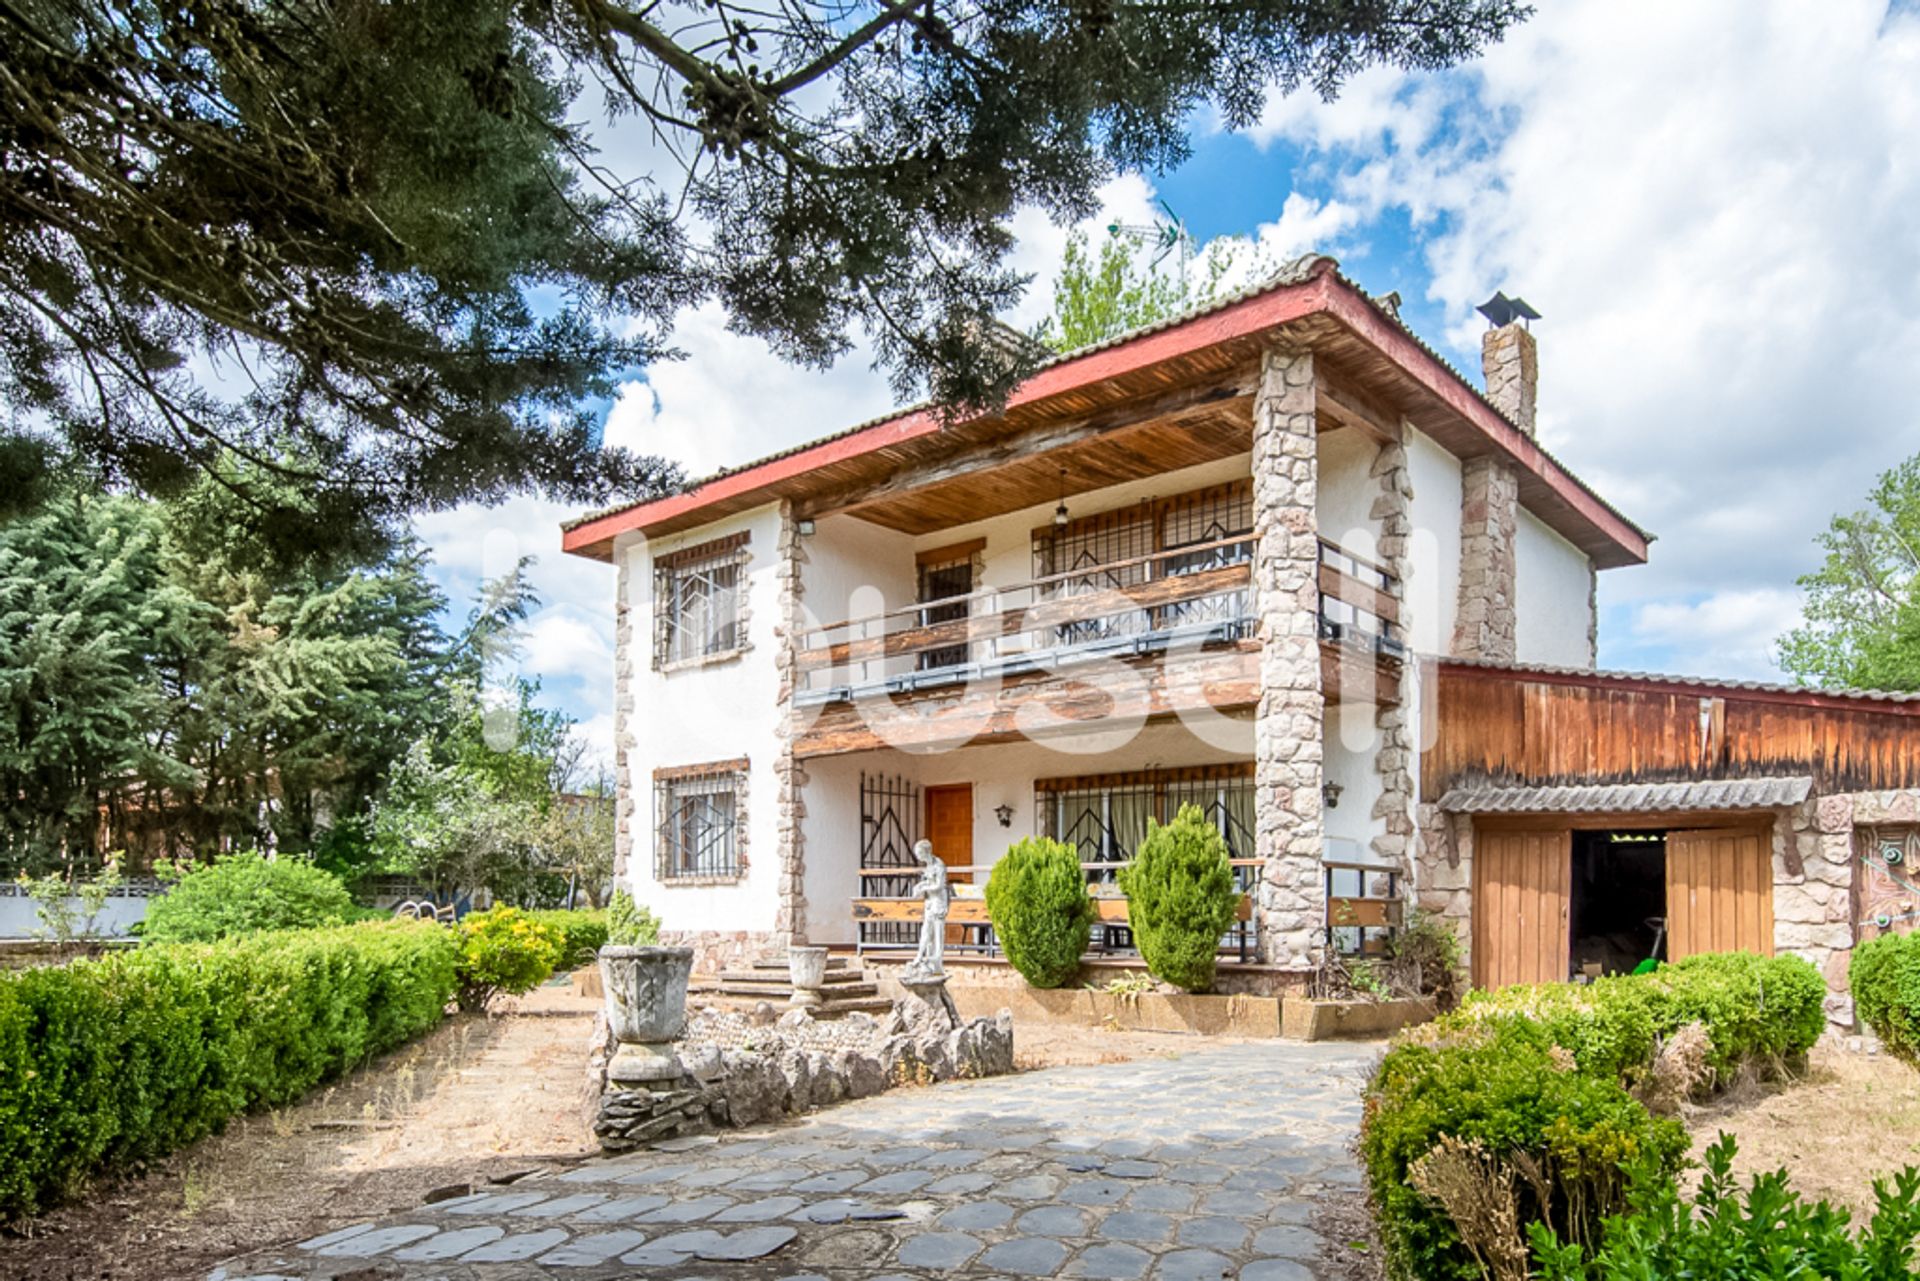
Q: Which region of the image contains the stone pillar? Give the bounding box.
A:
[1369,435,1416,873]
[1251,346,1325,968]
[612,550,638,882]
[771,502,810,948]
[1451,456,1518,661]
[1482,322,1538,436]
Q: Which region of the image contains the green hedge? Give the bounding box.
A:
[525,909,610,971]
[1852,930,1920,1065]
[1360,952,1828,1280]
[0,919,458,1221]
[141,853,360,943]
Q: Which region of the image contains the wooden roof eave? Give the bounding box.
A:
[562,269,1650,568]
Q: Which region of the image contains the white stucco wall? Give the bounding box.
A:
[1315,425,1380,558]
[618,503,786,935]
[1516,508,1595,668]
[1404,426,1463,657]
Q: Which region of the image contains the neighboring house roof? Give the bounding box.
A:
[562,256,1652,567]
[1438,775,1816,814]
[1439,656,1920,711]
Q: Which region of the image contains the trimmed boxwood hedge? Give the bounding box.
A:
[1360,951,1828,1280]
[1852,930,1920,1065]
[0,919,458,1221]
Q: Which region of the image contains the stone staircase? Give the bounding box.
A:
[693,954,892,1017]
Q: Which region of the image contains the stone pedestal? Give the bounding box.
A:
[898,974,962,1033]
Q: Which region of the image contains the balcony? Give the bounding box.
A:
[791,536,1402,757]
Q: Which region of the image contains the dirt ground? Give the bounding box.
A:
[0,985,1235,1281]
[1683,1044,1920,1219]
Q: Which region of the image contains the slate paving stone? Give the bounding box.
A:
[937,1201,1014,1232]
[918,1147,989,1169]
[513,1193,608,1218]
[1263,1200,1316,1226]
[696,1225,800,1259]
[294,1224,374,1251]
[1060,1177,1130,1206]
[855,1170,933,1195]
[1240,1259,1315,1281]
[1154,1247,1234,1280]
[1105,1159,1162,1179]
[1017,1204,1092,1236]
[791,1169,866,1193]
[1126,1184,1196,1213]
[311,1224,438,1257]
[868,1145,937,1167]
[1070,1242,1155,1280]
[534,1229,650,1266]
[442,1192,549,1216]
[391,1226,506,1261]
[1177,1216,1250,1252]
[998,1174,1061,1200]
[613,1163,697,1186]
[1164,1164,1231,1186]
[714,1196,805,1222]
[896,1231,984,1269]
[1251,1224,1322,1258]
[460,1228,571,1262]
[680,1165,752,1188]
[977,1236,1072,1276]
[572,1194,671,1222]
[639,1194,733,1223]
[925,1172,996,1194]
[1097,1210,1174,1243]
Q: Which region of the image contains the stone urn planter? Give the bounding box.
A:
[599,945,694,1044]
[788,945,829,1007]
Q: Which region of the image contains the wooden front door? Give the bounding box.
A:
[1666,827,1773,959]
[1472,826,1572,988]
[924,785,974,883]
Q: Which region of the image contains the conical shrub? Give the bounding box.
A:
[985,836,1094,988]
[1119,804,1240,992]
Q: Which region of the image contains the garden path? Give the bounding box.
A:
[208,1040,1374,1281]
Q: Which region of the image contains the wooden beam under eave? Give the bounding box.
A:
[1315,375,1402,446]
[801,368,1260,522]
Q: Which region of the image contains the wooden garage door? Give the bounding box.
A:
[1472,827,1571,988]
[1666,827,1773,958]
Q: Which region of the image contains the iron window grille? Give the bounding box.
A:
[654,534,748,668]
[654,763,746,880]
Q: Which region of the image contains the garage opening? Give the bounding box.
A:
[1570,830,1666,977]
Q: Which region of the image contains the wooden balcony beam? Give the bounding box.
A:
[1315,374,1402,446]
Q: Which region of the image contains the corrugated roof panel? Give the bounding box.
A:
[1437,776,1816,815]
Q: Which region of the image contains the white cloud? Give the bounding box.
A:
[1241,0,1920,673]
[1620,587,1806,680]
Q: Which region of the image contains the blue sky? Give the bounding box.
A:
[420,0,1920,765]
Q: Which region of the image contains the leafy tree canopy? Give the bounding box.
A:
[1777,454,1920,691]
[1038,226,1273,351]
[2,0,1527,550]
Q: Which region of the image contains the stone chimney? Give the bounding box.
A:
[1481,323,1538,436]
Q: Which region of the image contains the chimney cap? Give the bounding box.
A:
[1476,292,1541,328]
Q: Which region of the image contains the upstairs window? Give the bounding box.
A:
[654,760,748,881]
[653,533,749,669]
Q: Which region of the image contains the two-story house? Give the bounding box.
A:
[564,255,1920,1025]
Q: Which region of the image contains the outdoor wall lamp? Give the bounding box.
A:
[994,803,1015,827]
[1322,781,1343,809]
[796,518,817,536]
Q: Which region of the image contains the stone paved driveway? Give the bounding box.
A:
[210,1041,1374,1281]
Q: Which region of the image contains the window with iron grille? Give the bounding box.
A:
[1036,764,1256,879]
[653,533,749,669]
[654,761,748,880]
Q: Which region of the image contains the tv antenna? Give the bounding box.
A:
[1107,199,1196,290]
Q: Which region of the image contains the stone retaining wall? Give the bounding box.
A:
[589,991,1014,1152]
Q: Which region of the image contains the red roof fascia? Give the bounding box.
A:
[560,275,1335,557]
[1317,286,1649,565]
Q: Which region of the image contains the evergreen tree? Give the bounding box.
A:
[2,0,1528,548]
[1779,454,1920,691]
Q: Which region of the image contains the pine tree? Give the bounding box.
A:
[2,0,1528,548]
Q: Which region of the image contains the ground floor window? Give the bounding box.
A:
[1035,764,1255,879]
[653,759,748,881]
